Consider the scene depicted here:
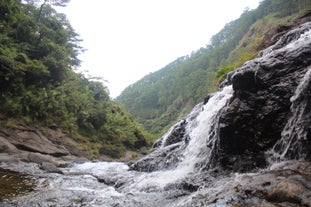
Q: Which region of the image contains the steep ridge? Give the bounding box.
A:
[117,1,311,138]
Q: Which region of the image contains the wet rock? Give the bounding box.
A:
[152,119,187,149]
[162,120,186,147]
[213,22,311,171]
[232,69,258,91]
[165,181,199,194]
[267,179,302,204]
[130,143,183,172]
[271,69,311,160]
[41,162,63,174]
[178,161,311,207]
[27,153,55,165]
[130,22,311,175]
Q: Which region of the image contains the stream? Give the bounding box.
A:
[0,85,235,207]
[0,161,221,207]
[1,23,311,207]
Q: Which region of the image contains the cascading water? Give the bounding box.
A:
[121,85,233,190]
[268,67,311,162]
[175,85,233,172]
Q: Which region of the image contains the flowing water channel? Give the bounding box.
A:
[0,86,234,207]
[1,25,311,207]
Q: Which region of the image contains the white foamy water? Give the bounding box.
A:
[260,28,311,57]
[68,161,129,177]
[285,28,311,50]
[177,85,233,172]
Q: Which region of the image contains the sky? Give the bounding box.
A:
[59,0,261,98]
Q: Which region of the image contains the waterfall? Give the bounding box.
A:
[121,85,234,191]
[269,68,311,162]
[160,84,233,175]
[175,85,233,172]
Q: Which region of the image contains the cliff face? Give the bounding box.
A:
[214,22,311,171]
[131,22,311,173]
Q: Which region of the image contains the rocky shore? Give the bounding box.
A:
[0,126,89,174]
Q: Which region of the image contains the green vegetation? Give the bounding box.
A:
[117,0,311,137]
[2,0,310,157]
[0,0,150,159]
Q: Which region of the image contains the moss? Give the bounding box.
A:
[0,168,35,200]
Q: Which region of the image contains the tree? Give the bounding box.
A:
[24,0,70,7]
[23,0,70,22]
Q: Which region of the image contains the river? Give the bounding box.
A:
[1,23,311,207]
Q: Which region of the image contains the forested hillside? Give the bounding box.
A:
[0,0,150,159]
[116,0,311,137]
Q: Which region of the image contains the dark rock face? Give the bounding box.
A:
[160,119,187,148]
[272,68,311,160]
[152,119,187,149]
[213,22,311,171]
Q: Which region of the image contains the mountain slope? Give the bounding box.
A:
[116,0,311,137]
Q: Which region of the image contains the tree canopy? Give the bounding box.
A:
[0,0,150,159]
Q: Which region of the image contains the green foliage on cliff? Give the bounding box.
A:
[117,0,311,137]
[0,0,150,159]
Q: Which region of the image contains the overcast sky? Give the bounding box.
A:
[60,0,261,98]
